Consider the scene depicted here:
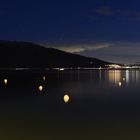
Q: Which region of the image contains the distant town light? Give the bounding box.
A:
[38,85,43,91]
[99,67,101,70]
[107,64,122,69]
[125,66,130,69]
[59,68,64,71]
[123,77,125,81]
[63,94,70,103]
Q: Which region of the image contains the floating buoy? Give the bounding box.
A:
[43,76,46,81]
[38,85,43,91]
[118,82,122,87]
[63,94,70,103]
[4,79,8,85]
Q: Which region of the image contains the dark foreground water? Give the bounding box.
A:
[0,70,140,140]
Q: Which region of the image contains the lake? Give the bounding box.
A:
[0,69,140,140]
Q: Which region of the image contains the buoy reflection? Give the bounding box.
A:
[63,94,70,103]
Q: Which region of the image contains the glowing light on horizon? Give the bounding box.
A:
[99,67,102,70]
[107,64,122,69]
[60,68,64,71]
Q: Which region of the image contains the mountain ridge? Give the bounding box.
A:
[0,40,111,68]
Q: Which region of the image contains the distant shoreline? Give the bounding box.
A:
[0,67,139,72]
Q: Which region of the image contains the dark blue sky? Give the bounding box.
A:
[46,0,140,43]
[1,0,140,63]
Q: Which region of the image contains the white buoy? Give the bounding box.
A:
[118,82,122,87]
[4,79,8,85]
[38,85,43,91]
[43,76,46,81]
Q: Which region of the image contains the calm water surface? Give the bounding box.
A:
[0,70,140,140]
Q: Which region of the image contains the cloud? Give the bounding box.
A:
[86,6,140,21]
[44,41,140,64]
[95,6,113,16]
[79,41,140,64]
[52,43,113,53]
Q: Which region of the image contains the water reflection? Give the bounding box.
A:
[125,70,129,84]
[136,70,140,83]
[1,71,140,140]
[107,70,140,86]
[108,70,121,85]
[2,70,140,97]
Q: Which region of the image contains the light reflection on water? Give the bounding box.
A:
[106,70,140,86]
[33,70,140,103]
[1,70,140,99]
[108,70,121,85]
[0,70,140,139]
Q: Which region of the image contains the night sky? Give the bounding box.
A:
[1,0,140,64]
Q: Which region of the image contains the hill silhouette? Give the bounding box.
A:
[0,40,111,68]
